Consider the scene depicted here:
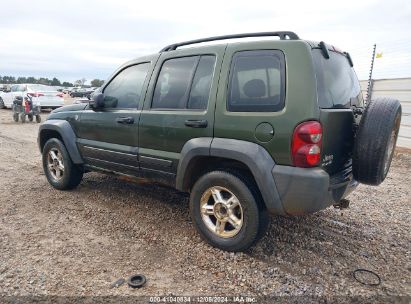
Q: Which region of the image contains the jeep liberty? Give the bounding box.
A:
[38,32,402,251]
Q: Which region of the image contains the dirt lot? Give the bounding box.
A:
[0,102,410,300]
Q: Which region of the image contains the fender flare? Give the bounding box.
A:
[38,119,83,164]
[176,137,285,215]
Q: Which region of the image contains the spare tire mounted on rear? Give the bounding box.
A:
[353,98,402,186]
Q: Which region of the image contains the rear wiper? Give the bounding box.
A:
[344,52,354,67]
[319,41,330,59]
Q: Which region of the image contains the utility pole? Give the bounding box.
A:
[366,44,376,105]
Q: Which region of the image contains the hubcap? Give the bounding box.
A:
[200,186,243,238]
[47,148,65,180]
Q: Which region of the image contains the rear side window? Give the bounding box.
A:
[152,55,216,110]
[188,56,215,110]
[103,63,149,109]
[312,49,363,108]
[228,50,285,112]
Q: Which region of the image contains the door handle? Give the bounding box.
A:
[184,119,208,128]
[116,117,134,124]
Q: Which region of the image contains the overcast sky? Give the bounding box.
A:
[0,0,410,84]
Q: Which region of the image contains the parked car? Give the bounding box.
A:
[70,88,93,98]
[65,87,81,95]
[38,31,402,252]
[0,84,64,109]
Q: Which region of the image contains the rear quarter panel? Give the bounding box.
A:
[214,40,319,165]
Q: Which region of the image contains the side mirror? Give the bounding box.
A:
[90,93,104,110]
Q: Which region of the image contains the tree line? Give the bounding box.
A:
[0,76,104,88]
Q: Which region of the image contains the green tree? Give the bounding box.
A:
[2,76,16,84]
[51,77,61,86]
[62,81,73,87]
[38,77,50,85]
[17,77,27,84]
[27,77,37,84]
[90,79,104,87]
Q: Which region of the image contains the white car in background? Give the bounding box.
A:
[0,84,65,110]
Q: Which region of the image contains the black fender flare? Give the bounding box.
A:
[38,119,83,164]
[176,137,285,215]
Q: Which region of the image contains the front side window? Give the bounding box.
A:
[227,50,285,112]
[103,63,149,109]
[11,85,18,92]
[152,55,216,110]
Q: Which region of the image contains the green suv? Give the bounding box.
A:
[38,32,402,251]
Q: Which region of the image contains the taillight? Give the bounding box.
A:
[28,92,44,97]
[56,93,63,98]
[292,121,322,167]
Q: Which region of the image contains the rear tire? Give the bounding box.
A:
[353,98,402,185]
[20,113,26,123]
[13,113,19,122]
[0,97,4,109]
[35,115,41,123]
[190,171,268,252]
[28,114,33,122]
[42,138,83,190]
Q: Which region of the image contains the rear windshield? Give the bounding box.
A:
[312,49,363,109]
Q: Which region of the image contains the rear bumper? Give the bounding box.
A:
[35,97,64,108]
[272,165,358,215]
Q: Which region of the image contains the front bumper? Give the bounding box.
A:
[272,165,358,215]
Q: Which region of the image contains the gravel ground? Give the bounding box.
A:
[0,102,410,301]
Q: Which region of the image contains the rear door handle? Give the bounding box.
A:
[184,119,208,128]
[116,117,134,124]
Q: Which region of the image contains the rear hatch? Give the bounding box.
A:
[312,47,364,176]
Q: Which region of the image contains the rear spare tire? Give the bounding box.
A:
[353,98,401,185]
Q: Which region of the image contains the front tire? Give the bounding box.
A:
[0,97,5,109]
[20,113,26,123]
[42,138,83,190]
[190,171,268,252]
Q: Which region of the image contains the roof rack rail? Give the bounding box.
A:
[160,31,299,52]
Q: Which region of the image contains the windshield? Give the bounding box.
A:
[27,84,56,91]
[312,49,363,109]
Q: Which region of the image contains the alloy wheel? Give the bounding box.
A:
[200,186,243,238]
[47,148,65,180]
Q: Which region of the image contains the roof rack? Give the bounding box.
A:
[160,31,299,52]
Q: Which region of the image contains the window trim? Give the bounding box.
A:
[226,49,286,113]
[150,54,216,111]
[102,62,150,110]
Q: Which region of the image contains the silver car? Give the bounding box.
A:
[0,84,65,109]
